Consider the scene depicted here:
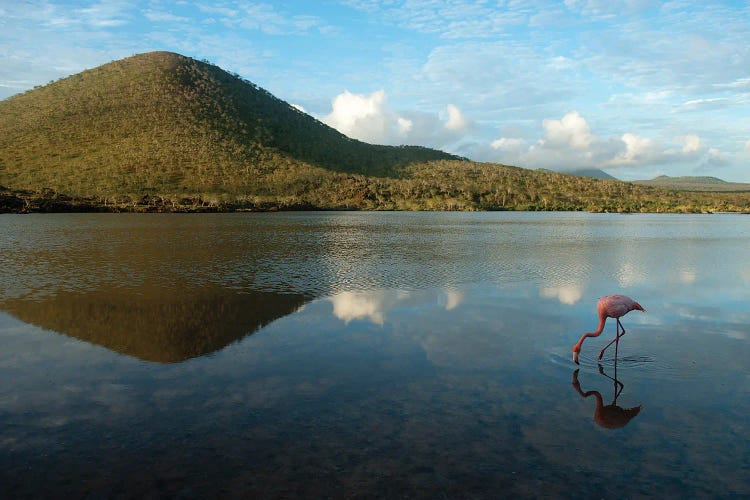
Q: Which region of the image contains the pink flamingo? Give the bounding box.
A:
[573,294,645,364]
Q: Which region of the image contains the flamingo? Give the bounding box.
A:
[573,294,645,364]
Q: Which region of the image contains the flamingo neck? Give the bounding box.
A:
[573,314,607,353]
[592,314,606,335]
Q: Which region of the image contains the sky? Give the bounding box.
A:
[1,1,749,181]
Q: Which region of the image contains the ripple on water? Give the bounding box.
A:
[546,348,690,381]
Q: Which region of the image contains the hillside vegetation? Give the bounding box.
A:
[4,160,750,213]
[0,51,455,197]
[1,51,750,213]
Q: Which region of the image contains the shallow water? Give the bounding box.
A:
[1,212,748,498]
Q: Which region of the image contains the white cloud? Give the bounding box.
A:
[397,117,413,133]
[679,97,732,112]
[322,89,469,147]
[680,134,702,154]
[490,137,525,152]
[542,111,593,150]
[322,90,394,143]
[444,104,468,132]
[744,140,750,155]
[611,132,659,165]
[610,133,704,167]
[716,77,750,91]
[485,111,711,173]
[488,112,623,169]
[697,148,730,170]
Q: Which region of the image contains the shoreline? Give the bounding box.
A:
[2,186,749,215]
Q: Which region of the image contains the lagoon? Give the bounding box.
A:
[1,212,749,497]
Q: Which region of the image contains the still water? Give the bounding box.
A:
[0,212,748,498]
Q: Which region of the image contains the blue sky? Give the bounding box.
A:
[2,1,749,181]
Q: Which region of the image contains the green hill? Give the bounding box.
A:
[633,175,750,192]
[0,51,456,197]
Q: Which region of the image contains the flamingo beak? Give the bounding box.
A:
[573,351,580,365]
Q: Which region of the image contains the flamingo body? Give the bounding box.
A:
[597,294,641,320]
[573,294,645,364]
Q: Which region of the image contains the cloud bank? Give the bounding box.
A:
[322,89,469,147]
[484,111,720,176]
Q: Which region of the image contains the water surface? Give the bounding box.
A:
[1,212,748,497]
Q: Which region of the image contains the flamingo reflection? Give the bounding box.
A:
[571,360,642,429]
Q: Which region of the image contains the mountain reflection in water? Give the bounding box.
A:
[0,286,309,362]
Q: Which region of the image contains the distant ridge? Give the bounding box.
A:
[563,168,617,180]
[537,168,617,180]
[633,175,750,192]
[0,51,457,196]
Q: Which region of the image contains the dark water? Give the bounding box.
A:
[1,212,748,498]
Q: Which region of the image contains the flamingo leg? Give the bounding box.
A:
[598,319,627,360]
[597,363,624,401]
